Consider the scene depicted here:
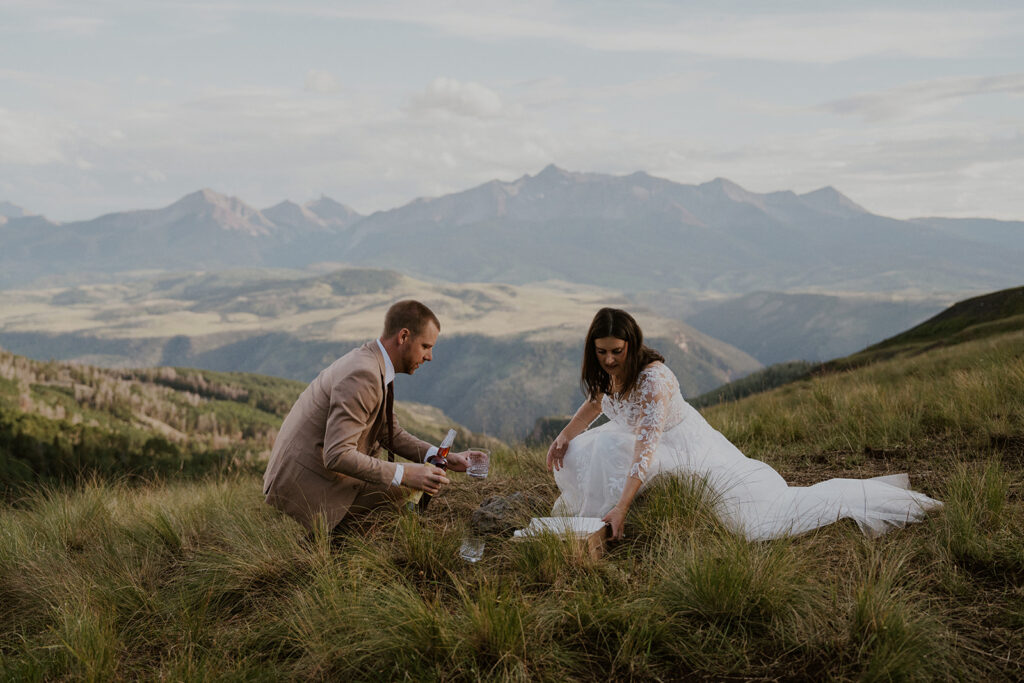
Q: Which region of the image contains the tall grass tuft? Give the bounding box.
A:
[451,581,535,679]
[508,529,600,587]
[651,529,830,677]
[846,543,951,681]
[546,572,667,678]
[629,474,726,545]
[660,535,818,627]
[932,459,1023,581]
[390,511,465,586]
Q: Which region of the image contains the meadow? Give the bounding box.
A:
[1,330,1022,680]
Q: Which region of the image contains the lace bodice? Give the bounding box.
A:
[601,363,687,482]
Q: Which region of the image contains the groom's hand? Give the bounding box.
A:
[546,434,569,471]
[444,451,473,472]
[402,463,450,495]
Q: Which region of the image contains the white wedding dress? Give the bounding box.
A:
[552,363,942,540]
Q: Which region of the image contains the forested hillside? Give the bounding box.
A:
[0,350,493,495]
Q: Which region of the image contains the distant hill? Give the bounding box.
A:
[0,201,29,220]
[830,285,1024,370]
[0,267,761,439]
[0,348,495,493]
[2,167,1021,294]
[688,361,817,409]
[692,285,1024,407]
[683,291,945,364]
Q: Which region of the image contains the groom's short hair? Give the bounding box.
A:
[383,300,440,338]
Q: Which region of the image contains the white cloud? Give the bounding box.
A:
[246,2,1024,63]
[0,107,72,165]
[640,121,1024,219]
[409,77,509,119]
[516,72,711,109]
[820,73,1024,121]
[304,69,339,93]
[36,14,105,35]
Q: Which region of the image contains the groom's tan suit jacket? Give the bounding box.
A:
[263,341,432,530]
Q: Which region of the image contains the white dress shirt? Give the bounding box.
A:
[376,338,438,486]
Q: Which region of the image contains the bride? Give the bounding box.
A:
[547,308,943,541]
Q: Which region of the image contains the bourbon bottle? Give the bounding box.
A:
[418,429,456,512]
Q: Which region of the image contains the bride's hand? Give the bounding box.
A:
[546,434,569,471]
[602,504,627,540]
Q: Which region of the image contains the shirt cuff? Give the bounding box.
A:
[391,463,404,487]
[424,446,438,462]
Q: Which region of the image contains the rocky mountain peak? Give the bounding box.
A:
[532,163,577,185]
[171,188,234,211]
[164,189,272,236]
[0,200,28,219]
[799,186,868,215]
[701,177,751,199]
[263,199,342,234]
[305,196,362,228]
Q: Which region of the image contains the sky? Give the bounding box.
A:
[1,0,1023,222]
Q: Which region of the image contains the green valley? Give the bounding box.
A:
[0,267,761,438]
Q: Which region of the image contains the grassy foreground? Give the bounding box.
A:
[1,332,1022,680]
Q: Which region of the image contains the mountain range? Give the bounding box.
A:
[2,166,1021,293]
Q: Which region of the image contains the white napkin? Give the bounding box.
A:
[513,516,608,538]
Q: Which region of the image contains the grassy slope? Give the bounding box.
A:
[830,285,1024,369]
[693,284,1024,408]
[688,360,816,409]
[1,325,1021,679]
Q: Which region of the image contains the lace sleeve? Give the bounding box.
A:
[628,365,673,483]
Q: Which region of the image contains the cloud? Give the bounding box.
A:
[820,73,1024,121]
[647,121,1024,219]
[408,77,509,119]
[37,14,105,35]
[239,2,1024,64]
[515,72,711,110]
[304,69,339,93]
[0,107,72,165]
[0,4,106,36]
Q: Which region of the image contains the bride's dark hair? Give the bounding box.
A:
[581,308,665,400]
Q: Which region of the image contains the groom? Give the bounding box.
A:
[263,300,471,532]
